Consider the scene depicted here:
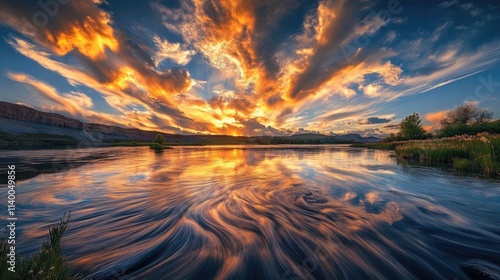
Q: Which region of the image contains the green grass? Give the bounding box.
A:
[350,142,399,150]
[0,131,79,147]
[395,134,499,177]
[0,213,80,280]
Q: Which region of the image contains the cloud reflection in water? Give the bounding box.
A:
[6,146,500,279]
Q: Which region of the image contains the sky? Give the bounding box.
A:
[0,0,499,137]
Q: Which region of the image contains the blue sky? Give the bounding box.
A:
[0,0,499,136]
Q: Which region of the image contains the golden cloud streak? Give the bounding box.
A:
[46,12,119,60]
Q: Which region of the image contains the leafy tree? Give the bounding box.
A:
[399,113,426,139]
[440,104,493,128]
[153,134,166,145]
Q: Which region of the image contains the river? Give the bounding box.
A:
[1,145,499,279]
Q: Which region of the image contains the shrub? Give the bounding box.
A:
[149,143,164,151]
[0,213,79,280]
[438,120,500,138]
[153,134,166,145]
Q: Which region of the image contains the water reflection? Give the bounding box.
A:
[2,145,500,279]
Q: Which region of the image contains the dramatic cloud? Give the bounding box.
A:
[0,0,193,92]
[0,0,499,136]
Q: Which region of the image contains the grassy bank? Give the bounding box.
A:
[103,141,205,147]
[396,134,500,176]
[352,134,500,177]
[350,142,398,150]
[0,213,79,280]
[0,131,79,147]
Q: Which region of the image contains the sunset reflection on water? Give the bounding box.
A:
[4,145,500,279]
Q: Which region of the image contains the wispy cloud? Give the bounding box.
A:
[152,35,195,67]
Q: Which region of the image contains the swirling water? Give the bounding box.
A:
[1,145,499,279]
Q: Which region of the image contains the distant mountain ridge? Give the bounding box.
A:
[0,101,379,144]
[1,101,85,128]
[0,101,172,142]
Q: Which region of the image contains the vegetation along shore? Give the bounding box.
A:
[352,104,500,177]
[0,213,79,280]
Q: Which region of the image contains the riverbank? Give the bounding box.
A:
[352,134,500,177]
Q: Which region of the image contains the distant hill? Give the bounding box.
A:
[0,101,379,146]
[333,133,379,143]
[0,101,170,142]
[290,133,330,138]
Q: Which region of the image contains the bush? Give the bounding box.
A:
[153,134,166,145]
[438,120,500,138]
[149,143,164,152]
[0,213,79,280]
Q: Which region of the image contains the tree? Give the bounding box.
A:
[474,108,494,125]
[153,134,166,145]
[440,104,493,128]
[399,113,425,139]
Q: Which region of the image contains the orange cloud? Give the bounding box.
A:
[0,0,119,60]
[45,12,119,60]
[153,35,195,66]
[156,0,287,104]
[425,110,448,131]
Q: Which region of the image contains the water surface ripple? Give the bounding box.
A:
[1,145,499,279]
